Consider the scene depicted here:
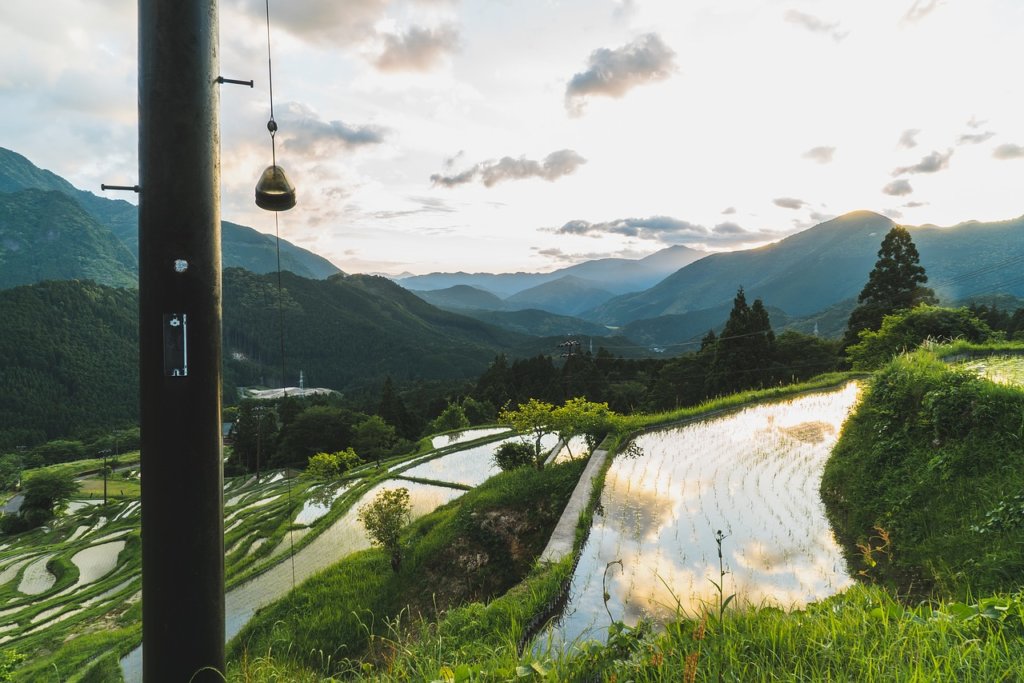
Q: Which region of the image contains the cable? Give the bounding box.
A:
[263,0,296,592]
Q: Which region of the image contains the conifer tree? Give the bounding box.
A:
[845,226,936,346]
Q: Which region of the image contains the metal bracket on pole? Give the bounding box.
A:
[101,184,140,193]
[217,76,254,87]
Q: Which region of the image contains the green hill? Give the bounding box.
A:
[0,147,342,283]
[223,269,535,391]
[0,189,137,289]
[0,273,541,447]
[0,280,139,448]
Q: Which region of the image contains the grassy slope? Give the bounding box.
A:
[821,349,1024,595]
[228,459,586,677]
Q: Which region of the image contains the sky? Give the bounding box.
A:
[2,0,1023,276]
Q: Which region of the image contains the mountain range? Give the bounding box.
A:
[0,147,341,286]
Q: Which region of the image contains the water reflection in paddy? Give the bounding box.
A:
[405,433,559,487]
[430,427,510,450]
[545,383,861,649]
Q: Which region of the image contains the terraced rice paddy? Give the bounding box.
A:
[962,354,1024,386]
[543,383,862,649]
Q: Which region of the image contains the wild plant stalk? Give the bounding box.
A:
[708,529,735,683]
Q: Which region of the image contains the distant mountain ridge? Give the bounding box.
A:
[586,210,1024,329]
[397,244,708,298]
[0,147,342,287]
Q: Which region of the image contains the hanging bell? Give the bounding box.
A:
[254,164,296,211]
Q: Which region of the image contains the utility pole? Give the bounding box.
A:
[138,1,225,680]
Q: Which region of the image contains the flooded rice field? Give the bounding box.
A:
[404,433,559,487]
[430,427,511,449]
[542,383,862,649]
[963,354,1024,386]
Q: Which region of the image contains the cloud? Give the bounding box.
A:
[773,197,807,210]
[278,102,387,156]
[430,149,587,187]
[993,143,1024,160]
[898,129,920,149]
[883,208,904,220]
[234,0,390,44]
[802,146,835,164]
[882,179,913,196]
[375,24,459,72]
[550,215,778,247]
[555,216,707,240]
[783,10,847,41]
[892,149,952,175]
[565,33,677,115]
[903,201,928,208]
[809,211,837,223]
[902,0,944,24]
[721,206,737,215]
[957,131,995,145]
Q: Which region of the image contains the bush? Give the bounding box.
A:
[847,305,995,369]
[492,441,534,471]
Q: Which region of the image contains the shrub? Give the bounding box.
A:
[492,441,534,471]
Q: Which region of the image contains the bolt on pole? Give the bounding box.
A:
[138,1,225,680]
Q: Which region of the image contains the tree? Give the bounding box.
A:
[551,397,616,457]
[306,447,362,479]
[21,470,79,514]
[845,226,936,346]
[0,454,22,491]
[706,287,775,394]
[498,398,556,469]
[353,416,398,466]
[357,487,412,572]
[3,469,80,534]
[377,377,416,440]
[277,405,362,466]
[429,403,470,434]
[232,400,279,474]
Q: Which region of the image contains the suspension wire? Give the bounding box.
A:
[264,0,278,167]
[264,0,296,591]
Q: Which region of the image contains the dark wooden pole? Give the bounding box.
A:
[138,1,225,680]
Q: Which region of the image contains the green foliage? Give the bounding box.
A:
[0,280,139,450]
[492,441,535,471]
[845,225,936,344]
[429,403,470,434]
[277,405,363,467]
[499,398,556,467]
[0,454,21,490]
[22,469,79,514]
[0,649,26,682]
[306,451,342,479]
[847,305,996,369]
[551,397,616,453]
[357,487,412,572]
[821,350,1024,594]
[353,415,398,464]
[705,287,775,394]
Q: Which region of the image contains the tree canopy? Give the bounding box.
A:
[357,487,412,573]
[845,226,936,345]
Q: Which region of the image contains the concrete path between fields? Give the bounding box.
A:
[539,446,610,563]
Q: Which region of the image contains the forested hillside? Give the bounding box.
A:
[0,190,137,289]
[0,280,138,448]
[222,269,535,391]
